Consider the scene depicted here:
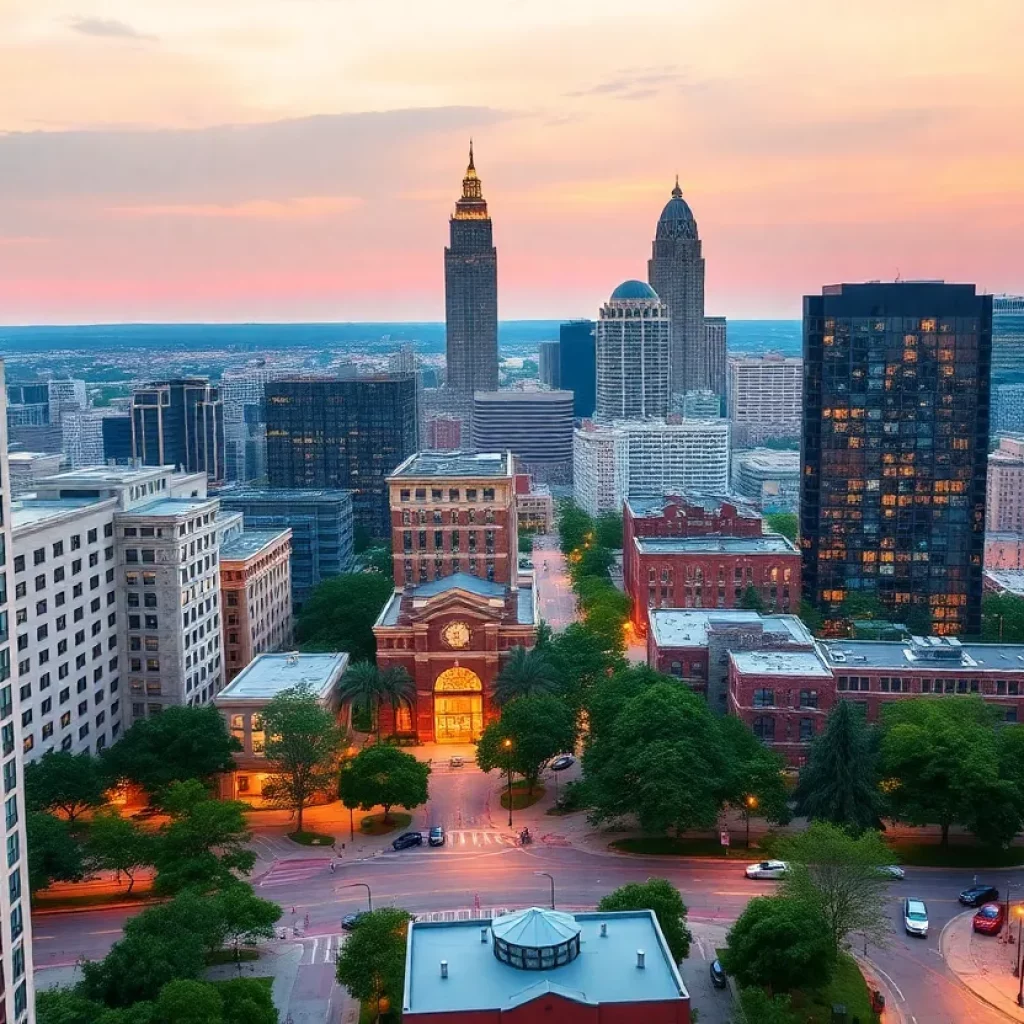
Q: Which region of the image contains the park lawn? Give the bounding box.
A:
[206,947,260,965]
[360,811,412,836]
[33,888,156,911]
[499,783,546,811]
[889,841,1024,868]
[788,954,873,1024]
[288,829,336,847]
[611,836,770,858]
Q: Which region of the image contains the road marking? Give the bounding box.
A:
[89,929,123,935]
[870,962,906,1002]
[310,938,319,963]
[34,936,55,942]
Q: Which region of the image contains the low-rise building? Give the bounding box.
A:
[987,435,1024,534]
[7,451,63,496]
[220,530,293,683]
[515,475,553,535]
[403,907,690,1023]
[984,569,1024,596]
[986,531,1024,569]
[731,448,800,513]
[214,651,348,802]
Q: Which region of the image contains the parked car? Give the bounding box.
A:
[710,959,728,990]
[549,754,576,772]
[449,756,465,769]
[878,865,905,880]
[341,912,368,931]
[960,884,999,907]
[745,860,788,880]
[973,903,1005,936]
[428,825,446,847]
[903,898,929,937]
[392,831,424,851]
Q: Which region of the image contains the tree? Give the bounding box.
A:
[518,530,535,555]
[258,685,346,835]
[572,543,614,582]
[738,988,799,1024]
[982,592,1024,643]
[336,661,388,741]
[597,879,691,961]
[217,883,282,959]
[217,978,277,1024]
[722,896,834,993]
[295,572,394,663]
[335,907,412,1011]
[101,706,238,801]
[38,990,110,1024]
[493,645,559,706]
[476,695,576,794]
[740,585,765,612]
[764,512,798,543]
[595,511,624,551]
[379,665,416,735]
[361,546,393,577]
[545,621,624,713]
[26,750,107,822]
[556,501,593,557]
[798,600,823,635]
[153,980,223,1024]
[778,822,892,956]
[718,716,791,828]
[152,780,255,895]
[128,888,230,958]
[338,744,430,824]
[27,810,87,893]
[839,592,888,623]
[87,809,156,894]
[793,700,882,833]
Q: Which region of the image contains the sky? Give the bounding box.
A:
[1,0,1022,325]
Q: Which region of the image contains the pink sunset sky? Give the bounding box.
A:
[1,0,1022,325]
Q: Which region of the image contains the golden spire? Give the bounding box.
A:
[468,139,475,173]
[454,141,488,219]
[672,173,682,199]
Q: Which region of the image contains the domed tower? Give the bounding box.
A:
[594,279,671,421]
[647,177,706,401]
[444,142,499,395]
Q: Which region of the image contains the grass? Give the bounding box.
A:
[499,783,545,811]
[789,953,873,1024]
[206,947,260,965]
[288,829,336,847]
[610,836,769,858]
[889,842,1024,868]
[33,888,156,911]
[360,812,412,836]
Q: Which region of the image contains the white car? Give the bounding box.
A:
[745,860,789,880]
[878,865,905,880]
[903,898,929,937]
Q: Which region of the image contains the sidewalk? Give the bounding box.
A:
[941,908,1024,1020]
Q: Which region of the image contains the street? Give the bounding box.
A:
[532,534,577,630]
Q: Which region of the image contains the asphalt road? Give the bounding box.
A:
[532,535,577,630]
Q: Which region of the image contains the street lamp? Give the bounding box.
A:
[339,881,373,913]
[535,871,555,910]
[744,795,758,850]
[503,737,514,828]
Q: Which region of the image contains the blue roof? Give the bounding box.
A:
[215,652,349,701]
[610,280,658,302]
[411,573,507,599]
[656,182,698,241]
[220,528,291,561]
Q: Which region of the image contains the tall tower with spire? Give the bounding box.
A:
[647,177,706,402]
[444,143,499,395]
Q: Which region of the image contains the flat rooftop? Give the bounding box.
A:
[820,638,1024,672]
[650,609,812,648]
[390,451,513,479]
[472,390,574,404]
[734,450,801,472]
[216,652,349,702]
[625,493,760,518]
[7,451,62,465]
[634,535,798,555]
[985,570,1024,596]
[731,650,833,678]
[35,465,178,486]
[404,910,686,1015]
[216,488,352,504]
[220,528,291,561]
[11,497,109,531]
[121,497,217,518]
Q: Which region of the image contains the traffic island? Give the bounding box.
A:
[941,909,1024,1019]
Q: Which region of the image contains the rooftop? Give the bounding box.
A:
[216,652,349,703]
[625,493,760,519]
[7,451,62,465]
[819,637,1024,672]
[731,650,833,678]
[121,497,218,519]
[220,528,292,562]
[11,497,110,532]
[609,279,659,302]
[734,449,802,472]
[404,910,687,1015]
[34,465,178,487]
[412,573,508,599]
[377,575,536,628]
[390,451,513,480]
[650,609,812,649]
[216,488,352,504]
[634,535,798,555]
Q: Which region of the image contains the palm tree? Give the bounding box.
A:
[336,661,386,741]
[379,666,416,737]
[493,645,559,706]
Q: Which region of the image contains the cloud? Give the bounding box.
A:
[69,16,154,41]
[111,196,363,219]
[566,66,692,98]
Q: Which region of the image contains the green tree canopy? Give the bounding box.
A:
[217,979,277,1024]
[257,684,346,834]
[597,878,691,961]
[379,665,416,735]
[335,907,412,1010]
[722,896,835,993]
[27,810,87,893]
[718,715,792,826]
[982,592,1024,643]
[793,700,882,833]
[38,990,114,1024]
[216,882,282,955]
[336,661,388,740]
[26,750,107,822]
[476,694,577,794]
[777,821,892,955]
[594,511,624,550]
[740,585,765,612]
[100,706,238,801]
[764,512,798,543]
[361,546,393,577]
[738,988,799,1024]
[571,543,614,583]
[153,980,222,1024]
[87,809,156,894]
[338,743,430,824]
[493,645,560,706]
[543,621,625,713]
[295,572,394,662]
[556,501,594,556]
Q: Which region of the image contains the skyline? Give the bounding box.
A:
[2,0,1023,325]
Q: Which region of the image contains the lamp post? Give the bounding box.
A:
[339,881,373,913]
[503,737,514,828]
[744,795,758,849]
[535,871,555,910]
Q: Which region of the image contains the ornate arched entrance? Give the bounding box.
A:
[434,667,484,743]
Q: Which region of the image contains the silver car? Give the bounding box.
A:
[745,859,789,880]
[904,898,929,937]
[878,865,905,880]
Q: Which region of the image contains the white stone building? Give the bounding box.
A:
[7,451,63,497]
[732,448,801,513]
[726,354,802,445]
[573,424,629,516]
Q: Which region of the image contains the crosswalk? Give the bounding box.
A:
[258,856,333,887]
[296,933,345,966]
[443,829,513,849]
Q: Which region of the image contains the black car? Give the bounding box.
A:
[960,884,999,907]
[341,912,368,931]
[428,826,445,847]
[550,754,576,772]
[392,831,424,851]
[710,959,727,990]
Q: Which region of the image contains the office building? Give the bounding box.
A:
[426,415,463,451]
[801,282,992,636]
[703,316,727,399]
[732,449,801,513]
[264,376,417,537]
[444,144,498,395]
[538,341,560,388]
[5,383,50,429]
[992,295,1024,384]
[986,532,1024,570]
[472,390,574,484]
[648,178,706,399]
[220,362,291,484]
[7,451,63,496]
[102,415,133,464]
[515,474,554,534]
[130,379,225,484]
[6,380,86,456]
[595,281,670,422]
[572,423,629,517]
[727,355,802,444]
[219,530,293,684]
[993,384,1024,435]
[62,408,121,469]
[681,389,721,419]
[387,451,518,588]
[987,435,1024,534]
[0,362,36,1023]
[216,489,354,608]
[558,320,597,419]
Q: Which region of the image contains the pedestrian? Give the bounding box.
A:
[304,913,310,928]
[291,907,296,916]
[330,861,336,873]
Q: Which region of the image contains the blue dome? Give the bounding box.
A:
[656,181,698,241]
[610,279,658,301]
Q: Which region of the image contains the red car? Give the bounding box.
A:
[973,903,1005,935]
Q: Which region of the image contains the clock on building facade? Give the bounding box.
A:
[441,620,471,649]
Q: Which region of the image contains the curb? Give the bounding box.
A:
[940,909,1024,1022]
[33,898,161,917]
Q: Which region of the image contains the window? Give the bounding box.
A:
[52,541,64,557]
[752,689,775,708]
[799,690,818,709]
[799,718,815,741]
[753,716,775,740]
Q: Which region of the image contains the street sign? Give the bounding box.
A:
[720,830,730,847]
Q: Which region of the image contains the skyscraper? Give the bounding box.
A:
[444,144,498,395]
[801,282,992,636]
[992,295,1024,385]
[472,390,574,484]
[538,341,560,388]
[647,178,706,400]
[558,320,597,419]
[594,281,670,422]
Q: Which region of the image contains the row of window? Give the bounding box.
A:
[401,508,498,526]
[398,487,497,503]
[752,716,816,742]
[403,530,496,553]
[836,674,1021,696]
[752,688,819,709]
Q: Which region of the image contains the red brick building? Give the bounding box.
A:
[373,574,536,742]
[388,452,518,589]
[427,415,463,450]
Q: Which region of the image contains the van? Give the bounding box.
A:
[903,898,929,937]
